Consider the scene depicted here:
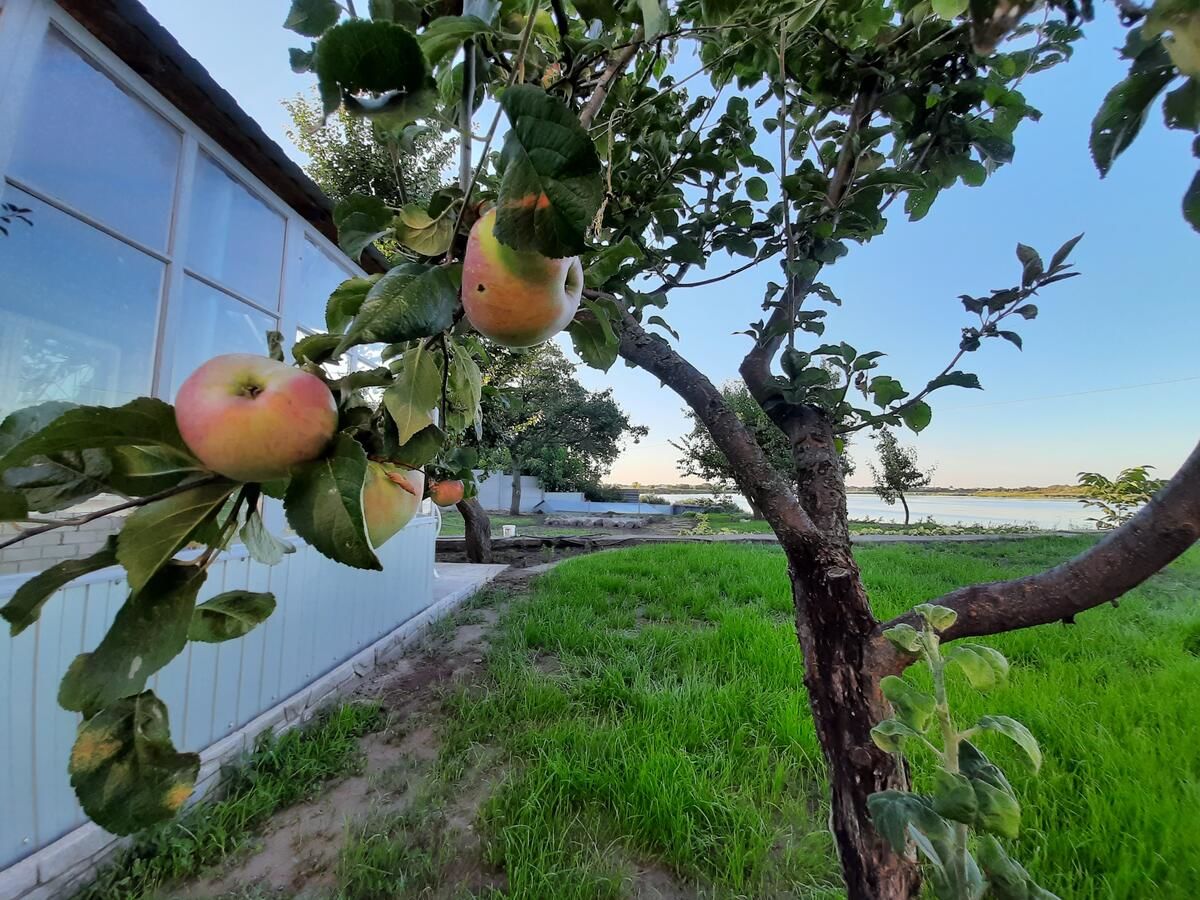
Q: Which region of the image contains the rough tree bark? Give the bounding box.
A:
[613,309,920,899]
[456,497,492,563]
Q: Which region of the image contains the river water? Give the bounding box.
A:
[657,492,1094,530]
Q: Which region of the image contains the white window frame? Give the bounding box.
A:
[0,0,434,523]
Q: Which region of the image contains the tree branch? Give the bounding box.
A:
[579,34,643,129]
[872,437,1200,672]
[603,300,819,548]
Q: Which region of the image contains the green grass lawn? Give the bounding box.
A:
[441,538,1200,898]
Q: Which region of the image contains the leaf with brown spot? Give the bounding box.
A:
[70,691,199,835]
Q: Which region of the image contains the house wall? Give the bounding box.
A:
[0,0,443,887]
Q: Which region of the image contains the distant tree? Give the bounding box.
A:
[870,429,933,526]
[675,380,854,518]
[471,343,646,514]
[1077,465,1165,529]
[284,91,454,207]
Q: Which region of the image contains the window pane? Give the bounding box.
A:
[186,154,285,305]
[168,278,277,397]
[295,238,354,332]
[8,29,180,251]
[0,188,162,419]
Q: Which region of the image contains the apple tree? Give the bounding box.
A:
[2,0,1199,898]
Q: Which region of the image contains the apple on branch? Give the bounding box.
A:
[175,354,337,482]
[363,462,424,549]
[461,208,583,348]
[428,479,465,507]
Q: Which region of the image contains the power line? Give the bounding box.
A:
[939,375,1200,411]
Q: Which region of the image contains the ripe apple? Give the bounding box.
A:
[461,208,583,348]
[428,479,465,507]
[175,354,337,483]
[362,463,424,549]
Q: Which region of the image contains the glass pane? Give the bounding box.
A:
[0,187,162,419]
[168,278,278,397]
[8,29,180,251]
[186,154,285,304]
[295,238,354,332]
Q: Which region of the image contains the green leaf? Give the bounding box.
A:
[998,330,1023,350]
[959,740,1015,797]
[494,85,603,258]
[975,715,1043,770]
[293,333,344,365]
[109,445,205,496]
[417,15,493,68]
[369,0,422,27]
[394,204,455,256]
[1165,79,1200,131]
[188,591,277,643]
[866,791,952,858]
[925,371,982,392]
[284,0,341,36]
[289,46,315,74]
[882,623,923,654]
[899,401,932,434]
[69,691,200,835]
[573,0,618,26]
[1049,233,1083,271]
[1185,170,1200,232]
[1,537,118,636]
[931,769,978,823]
[316,19,427,96]
[880,675,936,732]
[1015,304,1039,320]
[443,349,483,434]
[1091,67,1175,176]
[0,488,25,521]
[2,449,114,514]
[326,276,380,333]
[972,776,1021,838]
[913,603,957,632]
[393,423,445,468]
[745,175,769,201]
[870,717,922,752]
[117,481,236,593]
[868,376,908,408]
[638,0,665,38]
[335,263,461,355]
[584,235,644,288]
[568,298,619,372]
[946,643,1010,690]
[931,0,968,19]
[333,193,392,261]
[1015,242,1043,284]
[59,563,206,715]
[239,508,294,566]
[0,398,193,471]
[0,401,78,454]
[977,835,1063,900]
[383,345,442,444]
[284,434,380,570]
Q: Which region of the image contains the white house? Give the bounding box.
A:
[0,2,498,896]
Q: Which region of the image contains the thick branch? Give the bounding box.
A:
[607,303,818,548]
[579,35,643,129]
[874,437,1200,669]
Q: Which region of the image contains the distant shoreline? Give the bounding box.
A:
[626,487,1087,501]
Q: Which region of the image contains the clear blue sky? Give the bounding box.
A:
[143,2,1198,487]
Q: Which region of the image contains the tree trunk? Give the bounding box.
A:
[900,493,910,526]
[748,496,765,520]
[785,413,921,899]
[509,459,522,516]
[456,497,492,563]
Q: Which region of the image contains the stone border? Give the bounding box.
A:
[1,563,508,900]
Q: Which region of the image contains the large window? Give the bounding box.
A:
[0,20,344,420]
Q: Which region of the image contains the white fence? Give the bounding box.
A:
[538,494,673,516]
[473,472,545,513]
[0,515,437,874]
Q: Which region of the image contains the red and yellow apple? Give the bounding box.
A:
[428,479,464,507]
[363,462,424,549]
[461,208,583,348]
[175,354,337,482]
